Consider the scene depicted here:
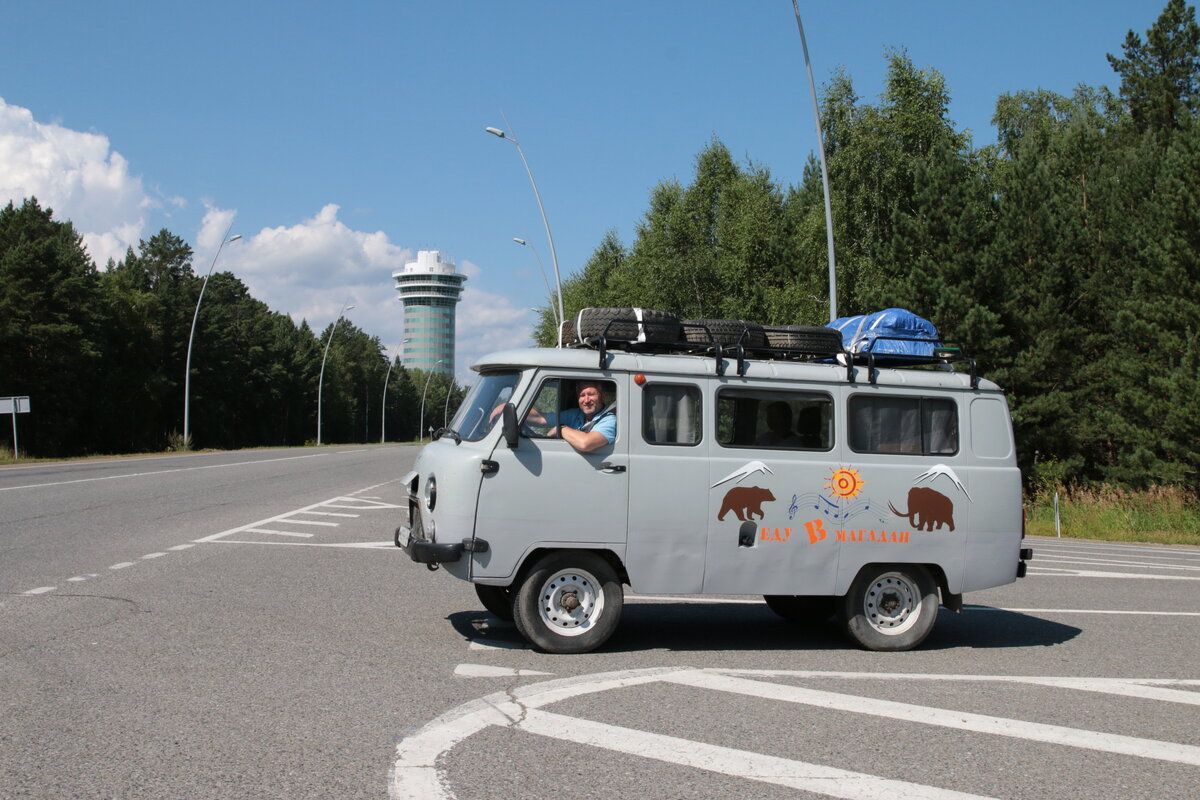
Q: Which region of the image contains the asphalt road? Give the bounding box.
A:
[2,447,1197,799]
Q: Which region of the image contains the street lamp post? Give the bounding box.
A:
[485,118,566,347]
[183,225,241,449]
[317,301,355,446]
[381,345,398,444]
[513,237,561,330]
[418,360,443,443]
[790,1,838,322]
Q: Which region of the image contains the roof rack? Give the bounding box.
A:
[575,317,978,388]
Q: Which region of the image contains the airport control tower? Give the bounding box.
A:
[393,250,466,377]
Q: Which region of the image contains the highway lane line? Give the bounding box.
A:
[666,671,1200,767]
[1028,567,1200,580]
[1031,554,1200,572]
[968,606,1200,617]
[141,552,166,559]
[167,544,194,551]
[296,511,360,517]
[0,452,329,492]
[274,518,340,526]
[23,586,56,595]
[109,562,134,570]
[244,528,314,538]
[67,574,97,582]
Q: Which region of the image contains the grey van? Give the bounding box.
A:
[395,312,1030,653]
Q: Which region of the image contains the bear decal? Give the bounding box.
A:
[718,486,776,521]
[889,486,954,531]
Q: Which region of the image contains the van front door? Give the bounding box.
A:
[470,373,629,582]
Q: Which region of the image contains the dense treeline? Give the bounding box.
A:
[0,201,462,457]
[536,1,1200,493]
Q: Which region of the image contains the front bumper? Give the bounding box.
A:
[393,503,488,566]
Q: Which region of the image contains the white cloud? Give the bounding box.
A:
[0,97,149,265]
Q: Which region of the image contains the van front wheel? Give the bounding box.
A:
[837,565,938,651]
[475,584,514,621]
[513,551,623,654]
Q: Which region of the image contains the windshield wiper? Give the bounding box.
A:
[432,427,462,444]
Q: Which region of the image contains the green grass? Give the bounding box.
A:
[1026,484,1200,546]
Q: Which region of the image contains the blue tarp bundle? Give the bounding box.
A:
[829,308,940,357]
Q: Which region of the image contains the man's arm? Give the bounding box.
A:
[559,426,609,453]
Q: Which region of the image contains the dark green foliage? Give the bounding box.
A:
[0,207,458,455]
[545,2,1200,491]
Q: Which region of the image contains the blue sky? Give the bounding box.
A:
[1,1,1173,382]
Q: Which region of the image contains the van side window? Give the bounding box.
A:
[716,389,832,450]
[642,384,702,446]
[848,395,958,455]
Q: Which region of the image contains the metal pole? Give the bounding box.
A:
[444,377,454,428]
[487,116,566,346]
[10,410,16,459]
[317,301,355,446]
[183,224,241,447]
[513,237,561,329]
[418,360,442,443]
[790,1,838,322]
[381,349,395,444]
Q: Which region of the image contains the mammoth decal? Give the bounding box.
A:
[718,486,776,521]
[889,486,954,531]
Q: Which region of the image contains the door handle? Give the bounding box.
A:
[600,462,626,473]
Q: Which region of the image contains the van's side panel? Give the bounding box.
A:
[468,370,630,582]
[962,395,1023,591]
[831,384,969,597]
[623,377,708,593]
[702,376,841,596]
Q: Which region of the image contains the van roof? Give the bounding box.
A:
[472,347,1002,393]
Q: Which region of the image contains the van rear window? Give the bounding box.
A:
[848,395,958,455]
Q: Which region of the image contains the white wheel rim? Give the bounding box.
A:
[537,567,604,637]
[863,572,922,636]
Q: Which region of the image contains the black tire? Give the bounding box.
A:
[763,595,835,624]
[512,551,624,654]
[475,584,514,621]
[837,564,939,651]
[764,325,843,354]
[574,307,681,343]
[559,318,578,345]
[681,319,768,347]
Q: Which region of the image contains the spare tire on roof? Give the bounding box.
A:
[681,319,768,348]
[574,307,682,343]
[559,318,578,345]
[764,325,844,354]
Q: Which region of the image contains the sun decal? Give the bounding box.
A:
[826,467,865,499]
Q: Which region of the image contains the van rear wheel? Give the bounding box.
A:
[513,551,623,654]
[837,564,938,651]
[475,584,514,621]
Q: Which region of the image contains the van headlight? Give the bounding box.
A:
[424,475,437,511]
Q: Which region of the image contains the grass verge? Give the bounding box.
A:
[1026,484,1200,546]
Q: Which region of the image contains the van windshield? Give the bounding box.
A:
[450,370,521,441]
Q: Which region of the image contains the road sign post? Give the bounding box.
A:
[1,396,31,458]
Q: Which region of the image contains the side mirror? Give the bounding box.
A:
[501,403,519,449]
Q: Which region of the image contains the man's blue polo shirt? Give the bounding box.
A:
[559,406,617,444]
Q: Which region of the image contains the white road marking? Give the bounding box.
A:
[1032,554,1200,572]
[141,552,166,559]
[453,664,553,677]
[275,519,340,527]
[167,544,194,551]
[197,494,401,543]
[391,668,1200,800]
[24,586,56,595]
[666,671,1200,766]
[67,574,97,582]
[244,528,314,538]
[296,511,360,518]
[1029,567,1200,581]
[0,452,328,492]
[109,562,134,570]
[969,606,1200,617]
[518,707,996,800]
[208,540,394,549]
